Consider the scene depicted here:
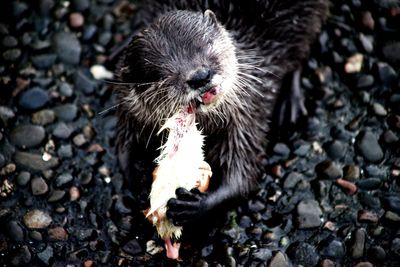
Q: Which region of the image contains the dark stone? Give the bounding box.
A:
[251,248,272,261]
[382,42,400,64]
[32,109,56,125]
[351,228,366,259]
[319,238,346,259]
[382,196,400,214]
[14,151,59,171]
[71,0,90,11]
[287,242,319,266]
[31,54,57,69]
[375,62,397,86]
[359,34,373,53]
[357,178,382,190]
[5,221,24,242]
[272,143,290,158]
[122,239,142,256]
[54,104,78,122]
[315,160,342,180]
[37,245,54,265]
[47,190,66,202]
[358,192,381,209]
[53,122,74,139]
[324,140,346,159]
[55,173,73,187]
[53,32,81,65]
[74,70,97,95]
[382,130,399,144]
[356,131,384,163]
[59,82,73,97]
[83,24,97,41]
[3,49,21,61]
[98,31,112,47]
[0,153,5,168]
[2,35,18,47]
[31,177,49,195]
[356,75,374,89]
[296,199,322,229]
[11,245,31,266]
[18,87,49,111]
[57,144,73,158]
[391,238,400,257]
[10,125,46,148]
[283,172,305,189]
[0,106,16,125]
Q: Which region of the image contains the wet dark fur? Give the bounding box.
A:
[114,0,329,224]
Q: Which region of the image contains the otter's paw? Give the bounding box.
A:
[166,188,208,226]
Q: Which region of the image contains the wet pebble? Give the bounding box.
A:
[382,130,399,144]
[71,0,90,11]
[122,239,142,256]
[55,173,73,187]
[3,48,21,61]
[251,247,272,261]
[11,245,31,266]
[2,35,18,47]
[15,151,59,171]
[382,196,400,214]
[10,124,45,148]
[268,251,288,267]
[319,238,345,259]
[23,209,52,229]
[29,230,42,241]
[324,140,346,159]
[73,133,88,147]
[57,144,73,158]
[48,189,66,202]
[376,62,397,86]
[31,177,49,195]
[345,53,363,73]
[382,42,400,64]
[273,143,290,158]
[31,54,57,69]
[59,82,73,97]
[74,70,97,95]
[0,154,5,169]
[5,221,24,242]
[53,32,81,65]
[296,199,323,229]
[356,75,374,89]
[356,130,384,163]
[69,12,84,28]
[343,165,360,180]
[54,104,78,121]
[351,228,366,259]
[18,87,49,111]
[287,242,319,266]
[48,227,68,241]
[357,177,382,190]
[368,245,386,261]
[384,211,400,222]
[358,210,379,223]
[316,160,343,180]
[17,171,31,186]
[283,172,305,189]
[32,109,55,125]
[37,245,54,265]
[53,122,74,139]
[336,178,357,195]
[372,103,387,116]
[360,11,374,30]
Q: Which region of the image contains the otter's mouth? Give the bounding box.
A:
[194,86,222,111]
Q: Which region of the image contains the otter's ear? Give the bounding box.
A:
[204,9,218,25]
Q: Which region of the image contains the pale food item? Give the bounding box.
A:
[145,108,212,259]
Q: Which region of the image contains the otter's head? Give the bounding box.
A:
[119,10,238,124]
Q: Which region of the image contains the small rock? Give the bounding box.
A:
[375,62,397,86]
[48,189,66,202]
[283,172,305,189]
[74,70,97,95]
[287,242,319,266]
[324,140,346,159]
[10,125,46,148]
[32,109,55,125]
[59,82,73,97]
[357,178,382,190]
[356,75,374,89]
[358,210,379,223]
[251,248,272,261]
[343,165,360,180]
[273,143,291,158]
[359,34,373,53]
[29,230,43,241]
[11,245,31,266]
[336,178,357,195]
[54,104,78,121]
[368,246,386,261]
[382,42,400,64]
[354,262,373,267]
[345,53,363,73]
[18,87,49,111]
[17,171,31,186]
[319,238,345,259]
[31,54,57,69]
[55,173,73,187]
[356,130,384,163]
[268,251,288,267]
[360,11,374,30]
[382,196,400,214]
[57,144,73,158]
[351,228,366,259]
[15,151,59,171]
[71,0,90,11]
[0,106,15,126]
[73,134,88,147]
[372,103,387,116]
[53,122,74,139]
[5,221,24,242]
[3,48,21,61]
[53,32,81,65]
[23,209,52,229]
[384,211,400,222]
[37,245,53,265]
[69,12,84,28]
[31,177,49,195]
[48,227,68,241]
[320,259,335,267]
[316,160,343,180]
[296,199,323,229]
[2,35,18,47]
[382,130,399,144]
[0,154,5,169]
[391,238,400,257]
[122,239,142,256]
[90,65,114,80]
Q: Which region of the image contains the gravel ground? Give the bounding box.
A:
[0,0,400,266]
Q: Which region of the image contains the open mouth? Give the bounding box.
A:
[194,86,221,109]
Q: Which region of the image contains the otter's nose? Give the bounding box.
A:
[187,69,212,89]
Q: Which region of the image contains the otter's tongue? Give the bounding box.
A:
[201,87,219,104]
[164,238,181,260]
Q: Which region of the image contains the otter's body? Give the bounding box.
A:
[115,0,328,225]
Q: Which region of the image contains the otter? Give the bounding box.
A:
[114,0,329,227]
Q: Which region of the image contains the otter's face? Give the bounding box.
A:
[120,10,238,118]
